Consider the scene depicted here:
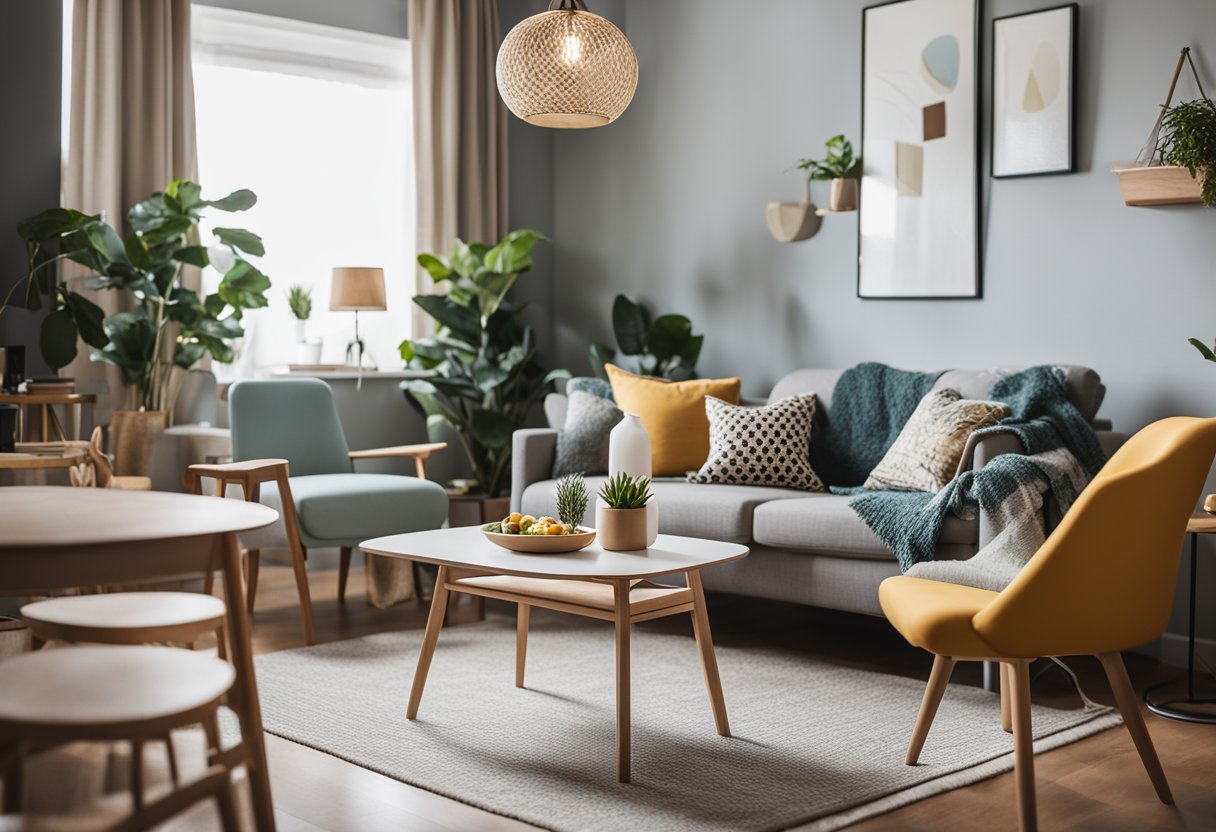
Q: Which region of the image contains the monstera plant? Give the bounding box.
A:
[7,180,269,412]
[399,229,568,498]
[590,294,703,381]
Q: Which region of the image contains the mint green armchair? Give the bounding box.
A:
[193,378,448,644]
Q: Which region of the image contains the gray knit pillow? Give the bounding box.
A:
[688,394,825,490]
[553,391,623,478]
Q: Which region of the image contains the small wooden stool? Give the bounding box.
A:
[186,459,316,645]
[0,645,239,831]
[20,593,232,798]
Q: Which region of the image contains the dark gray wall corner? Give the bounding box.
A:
[0,0,62,378]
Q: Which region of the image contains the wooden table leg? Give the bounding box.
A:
[687,571,730,737]
[221,531,276,832]
[614,579,631,783]
[407,565,451,720]
[516,603,530,688]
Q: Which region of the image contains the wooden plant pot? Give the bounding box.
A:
[766,201,821,243]
[596,505,649,551]
[1111,163,1204,206]
[110,409,169,478]
[830,178,859,212]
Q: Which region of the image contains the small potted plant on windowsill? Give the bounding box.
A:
[287,284,322,364]
[596,471,653,551]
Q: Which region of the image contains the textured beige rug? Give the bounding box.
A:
[252,618,1120,832]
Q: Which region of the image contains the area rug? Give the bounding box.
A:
[251,618,1120,832]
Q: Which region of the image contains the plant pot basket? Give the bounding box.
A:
[110,410,169,478]
[766,202,821,243]
[1111,163,1203,206]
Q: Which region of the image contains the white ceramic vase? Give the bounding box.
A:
[603,412,659,546]
[294,319,307,343]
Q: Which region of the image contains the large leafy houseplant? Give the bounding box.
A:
[590,294,703,381]
[399,229,568,498]
[5,180,269,410]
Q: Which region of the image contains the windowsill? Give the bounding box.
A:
[267,367,433,381]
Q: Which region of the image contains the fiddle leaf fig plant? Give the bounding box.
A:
[794,134,862,202]
[5,180,269,411]
[399,229,569,498]
[590,294,703,381]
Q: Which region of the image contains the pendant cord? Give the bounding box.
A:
[547,0,588,10]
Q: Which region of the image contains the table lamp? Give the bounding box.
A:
[330,267,387,373]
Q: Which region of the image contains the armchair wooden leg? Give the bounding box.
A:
[1098,651,1174,805]
[244,550,260,614]
[1001,662,1013,733]
[275,469,316,646]
[906,654,956,765]
[338,546,352,605]
[516,603,530,688]
[1008,659,1038,832]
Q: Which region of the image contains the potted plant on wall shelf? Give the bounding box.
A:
[399,229,569,509]
[6,180,270,474]
[1112,47,1214,207]
[596,471,653,551]
[797,134,863,213]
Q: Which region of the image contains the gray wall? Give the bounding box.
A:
[522,0,1216,658]
[0,0,62,379]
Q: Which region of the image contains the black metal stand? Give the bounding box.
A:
[1144,532,1216,724]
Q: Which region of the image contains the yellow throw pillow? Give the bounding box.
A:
[605,364,741,476]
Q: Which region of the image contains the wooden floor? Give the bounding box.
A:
[216,564,1216,830]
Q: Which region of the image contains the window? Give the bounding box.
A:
[192,5,413,376]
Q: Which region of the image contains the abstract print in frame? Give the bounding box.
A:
[992,4,1077,178]
[859,0,980,299]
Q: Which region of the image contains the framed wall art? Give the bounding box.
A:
[992,4,1078,178]
[859,0,980,299]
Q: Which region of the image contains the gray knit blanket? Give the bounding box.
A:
[849,366,1107,591]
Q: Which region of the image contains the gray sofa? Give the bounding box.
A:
[511,366,1128,618]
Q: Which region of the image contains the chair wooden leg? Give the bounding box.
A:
[130,738,144,811]
[275,471,315,645]
[213,765,241,832]
[203,569,214,596]
[905,654,956,765]
[338,546,352,605]
[688,571,730,737]
[516,603,530,688]
[614,579,631,783]
[407,565,451,720]
[164,733,180,786]
[1001,662,1013,733]
[1009,659,1038,832]
[1,742,23,813]
[203,712,222,761]
[244,550,260,614]
[1098,651,1174,805]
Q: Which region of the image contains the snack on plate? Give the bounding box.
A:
[483,511,574,536]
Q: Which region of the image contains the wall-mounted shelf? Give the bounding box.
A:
[1111,162,1203,206]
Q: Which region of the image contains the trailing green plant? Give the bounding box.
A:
[286,284,313,320]
[3,180,269,410]
[1159,96,1216,207]
[399,229,569,498]
[589,294,703,381]
[555,473,590,529]
[793,134,862,202]
[597,471,653,510]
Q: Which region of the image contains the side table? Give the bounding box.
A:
[1145,512,1216,723]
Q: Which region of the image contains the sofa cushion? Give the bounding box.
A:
[689,394,825,491]
[261,473,449,546]
[752,494,977,560]
[553,391,622,478]
[521,478,807,544]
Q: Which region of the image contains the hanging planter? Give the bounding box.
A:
[1112,47,1214,207]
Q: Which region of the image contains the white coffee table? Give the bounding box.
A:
[360,526,749,782]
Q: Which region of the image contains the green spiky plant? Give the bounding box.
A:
[555,473,590,529]
[597,472,653,510]
[286,284,312,320]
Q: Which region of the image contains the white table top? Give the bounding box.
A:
[0,487,278,548]
[360,526,749,580]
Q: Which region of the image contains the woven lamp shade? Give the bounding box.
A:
[496,2,638,129]
[330,268,387,311]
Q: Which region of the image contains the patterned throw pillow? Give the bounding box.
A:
[553,391,623,478]
[864,388,1011,493]
[688,394,826,491]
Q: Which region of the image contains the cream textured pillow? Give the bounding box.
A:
[688,394,825,491]
[864,389,1010,493]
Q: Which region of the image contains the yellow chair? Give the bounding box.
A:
[879,416,1216,832]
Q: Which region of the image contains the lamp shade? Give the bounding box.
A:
[330,267,387,311]
[496,1,638,129]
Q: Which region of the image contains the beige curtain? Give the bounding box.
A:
[65,0,198,419]
[410,0,509,338]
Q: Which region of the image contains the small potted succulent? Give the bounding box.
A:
[287,284,322,364]
[796,134,863,212]
[596,472,654,551]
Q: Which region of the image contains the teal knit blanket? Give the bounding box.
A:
[810,362,944,488]
[848,366,1107,572]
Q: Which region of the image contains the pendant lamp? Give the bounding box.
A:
[496,0,638,129]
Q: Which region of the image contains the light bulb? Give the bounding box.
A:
[560,32,583,66]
